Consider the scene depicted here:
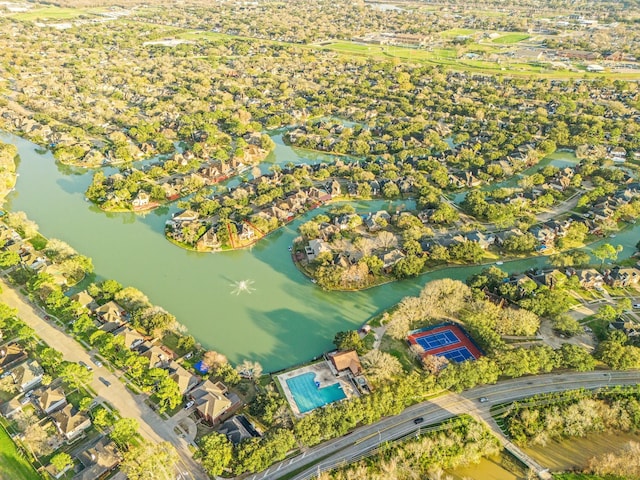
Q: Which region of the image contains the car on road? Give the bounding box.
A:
[413,417,424,424]
[79,361,92,371]
[92,358,103,368]
[633,303,640,309]
[184,400,194,409]
[479,397,489,403]
[98,376,111,387]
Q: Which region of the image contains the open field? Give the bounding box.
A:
[0,423,41,480]
[492,33,531,44]
[11,6,105,20]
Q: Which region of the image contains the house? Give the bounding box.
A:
[73,437,122,480]
[94,301,126,325]
[464,231,496,249]
[305,239,331,261]
[238,223,255,241]
[190,380,232,425]
[37,386,67,414]
[114,327,144,350]
[603,267,640,288]
[0,343,27,373]
[71,291,98,312]
[196,227,220,251]
[381,249,405,270]
[0,397,23,418]
[137,343,170,369]
[132,191,150,208]
[363,211,391,231]
[218,415,260,445]
[330,179,341,197]
[578,269,604,289]
[167,361,199,396]
[52,404,91,441]
[609,321,640,337]
[11,359,43,392]
[172,209,199,222]
[328,350,362,376]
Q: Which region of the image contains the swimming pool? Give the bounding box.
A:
[285,372,347,413]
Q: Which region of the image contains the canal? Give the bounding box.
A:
[2,131,639,371]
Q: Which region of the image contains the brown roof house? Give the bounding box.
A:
[94,301,126,325]
[52,404,91,442]
[71,291,98,312]
[0,343,28,374]
[168,362,199,396]
[115,327,144,350]
[11,359,43,392]
[73,437,122,480]
[328,350,362,376]
[190,380,232,425]
[37,386,67,414]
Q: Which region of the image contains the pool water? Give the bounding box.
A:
[285,372,347,413]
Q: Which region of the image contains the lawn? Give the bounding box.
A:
[439,28,477,38]
[0,423,41,480]
[12,7,91,21]
[379,335,418,372]
[492,33,531,44]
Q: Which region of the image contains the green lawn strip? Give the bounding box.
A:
[0,422,42,480]
[379,335,418,372]
[492,33,530,44]
[11,7,96,21]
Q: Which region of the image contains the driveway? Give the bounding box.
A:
[0,280,207,480]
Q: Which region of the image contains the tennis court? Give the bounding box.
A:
[407,323,483,365]
[440,346,476,363]
[414,329,459,351]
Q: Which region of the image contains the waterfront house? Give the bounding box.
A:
[132,191,150,209]
[71,291,98,312]
[94,301,126,325]
[114,326,144,350]
[603,267,640,288]
[137,343,171,369]
[168,361,199,396]
[578,269,604,289]
[381,249,405,271]
[52,404,91,442]
[305,239,331,261]
[196,227,220,251]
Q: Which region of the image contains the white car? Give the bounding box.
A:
[634,303,640,309]
[184,400,194,409]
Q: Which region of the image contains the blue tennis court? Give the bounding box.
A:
[440,346,475,363]
[414,330,459,351]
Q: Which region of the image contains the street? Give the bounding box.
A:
[0,280,207,480]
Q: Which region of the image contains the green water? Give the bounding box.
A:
[2,131,638,371]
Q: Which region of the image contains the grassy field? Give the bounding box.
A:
[492,33,531,44]
[0,423,41,480]
[11,6,106,21]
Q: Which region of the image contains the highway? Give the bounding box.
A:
[249,370,640,480]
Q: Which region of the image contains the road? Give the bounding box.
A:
[250,370,640,480]
[0,280,208,480]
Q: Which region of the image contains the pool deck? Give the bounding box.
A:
[276,361,356,417]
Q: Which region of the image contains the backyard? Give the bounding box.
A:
[0,422,41,480]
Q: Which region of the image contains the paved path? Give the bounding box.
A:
[0,280,208,480]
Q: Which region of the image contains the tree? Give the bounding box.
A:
[110,418,139,448]
[50,452,72,473]
[194,433,233,477]
[592,243,622,266]
[92,408,115,431]
[236,360,263,380]
[552,314,583,337]
[121,441,179,480]
[393,254,425,278]
[361,350,403,385]
[59,362,93,389]
[177,335,196,353]
[333,330,365,354]
[155,376,182,413]
[203,350,228,369]
[0,250,20,268]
